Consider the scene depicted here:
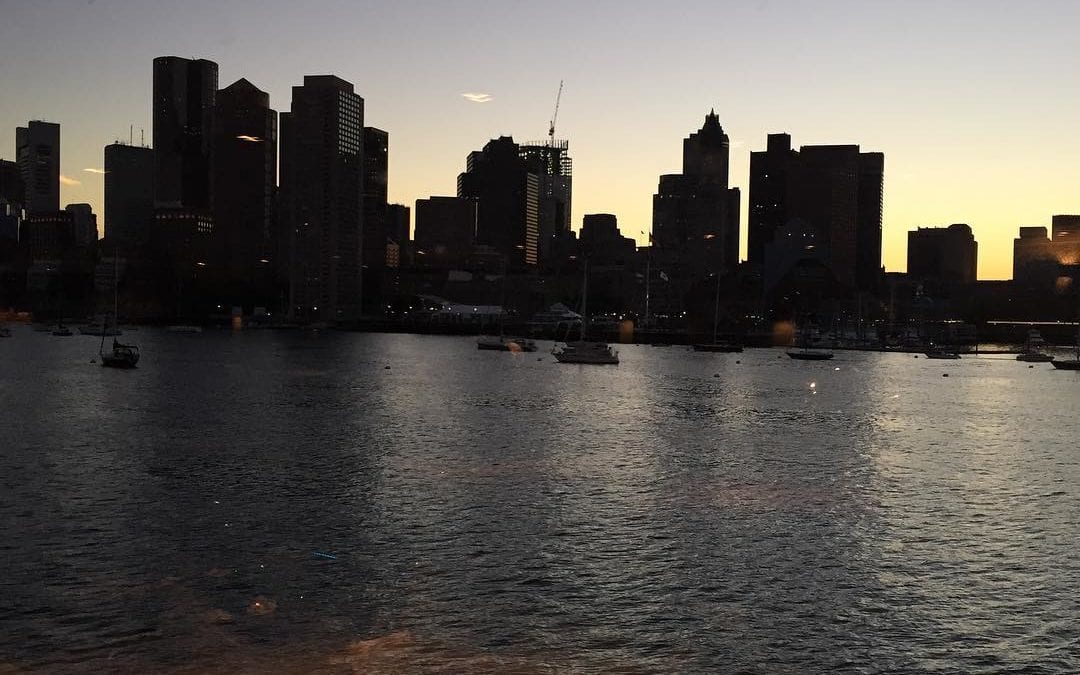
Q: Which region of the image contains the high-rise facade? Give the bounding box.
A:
[104,142,154,244]
[281,75,365,322]
[749,134,883,292]
[652,111,740,276]
[907,224,978,286]
[15,121,60,215]
[518,140,571,268]
[212,78,277,305]
[153,56,218,209]
[360,127,388,312]
[457,136,539,269]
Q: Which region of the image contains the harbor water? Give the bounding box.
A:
[2,328,1079,673]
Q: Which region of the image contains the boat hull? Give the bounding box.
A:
[1051,359,1080,370]
[1017,353,1054,362]
[692,343,743,353]
[786,350,834,361]
[477,336,537,352]
[552,341,619,364]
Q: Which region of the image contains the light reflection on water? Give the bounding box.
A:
[1,329,1079,673]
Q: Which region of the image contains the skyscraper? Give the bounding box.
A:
[362,127,388,309]
[518,140,571,268]
[104,142,153,244]
[0,160,24,241]
[457,136,539,269]
[652,111,740,276]
[212,78,277,306]
[153,56,218,209]
[280,75,364,322]
[15,121,60,215]
[749,134,883,292]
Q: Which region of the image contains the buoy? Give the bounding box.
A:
[735,360,741,364]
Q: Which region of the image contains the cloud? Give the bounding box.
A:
[59,175,81,186]
[462,92,493,103]
[83,168,107,174]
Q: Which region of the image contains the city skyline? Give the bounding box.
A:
[2,1,1078,280]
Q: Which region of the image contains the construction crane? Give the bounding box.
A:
[548,80,563,145]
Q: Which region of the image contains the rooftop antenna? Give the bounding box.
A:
[548,80,563,146]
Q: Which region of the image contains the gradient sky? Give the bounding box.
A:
[2,0,1078,279]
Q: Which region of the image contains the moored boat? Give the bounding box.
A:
[477,335,537,352]
[552,340,619,364]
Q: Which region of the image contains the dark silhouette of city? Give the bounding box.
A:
[1,55,1078,349]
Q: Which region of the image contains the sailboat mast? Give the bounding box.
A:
[712,271,721,344]
[582,258,588,340]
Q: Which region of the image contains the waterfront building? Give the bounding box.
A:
[652,111,740,278]
[749,133,883,294]
[280,75,365,322]
[15,121,60,215]
[907,224,978,286]
[414,196,477,268]
[457,136,539,270]
[211,78,277,307]
[104,142,153,245]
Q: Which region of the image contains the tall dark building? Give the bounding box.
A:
[153,56,218,209]
[652,111,740,276]
[0,160,24,241]
[518,140,571,268]
[414,196,476,268]
[907,224,977,286]
[281,75,364,323]
[457,136,539,269]
[104,142,154,245]
[386,203,411,268]
[15,121,60,214]
[387,203,410,248]
[212,78,277,307]
[361,127,388,308]
[749,134,883,292]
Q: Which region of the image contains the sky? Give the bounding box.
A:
[1,0,1078,280]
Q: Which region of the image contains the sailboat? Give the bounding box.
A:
[98,256,140,369]
[692,270,742,352]
[786,321,834,360]
[1016,328,1054,362]
[476,272,537,352]
[552,259,619,365]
